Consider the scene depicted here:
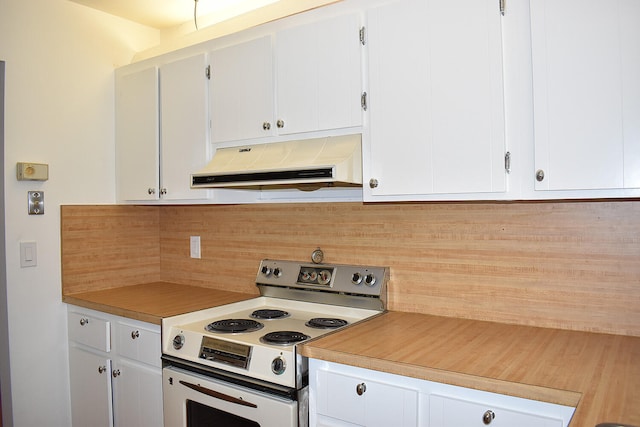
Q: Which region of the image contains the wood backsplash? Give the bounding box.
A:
[61,205,161,294]
[61,201,640,336]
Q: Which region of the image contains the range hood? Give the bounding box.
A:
[191,134,362,189]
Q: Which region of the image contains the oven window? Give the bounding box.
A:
[186,400,260,427]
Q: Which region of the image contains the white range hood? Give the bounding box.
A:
[191,134,362,189]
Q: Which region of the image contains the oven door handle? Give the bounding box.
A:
[178,380,258,408]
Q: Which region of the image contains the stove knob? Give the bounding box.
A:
[364,274,377,287]
[318,270,331,285]
[351,272,363,285]
[261,266,272,277]
[172,334,185,350]
[271,356,287,375]
[273,267,282,278]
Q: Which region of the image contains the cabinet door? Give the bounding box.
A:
[159,53,210,200]
[210,36,274,143]
[430,394,563,427]
[316,369,418,427]
[276,13,363,135]
[69,346,113,427]
[112,359,164,427]
[115,67,159,201]
[530,0,640,192]
[366,0,506,199]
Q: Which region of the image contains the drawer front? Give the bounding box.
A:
[429,394,564,427]
[318,370,418,427]
[68,311,111,352]
[117,321,161,367]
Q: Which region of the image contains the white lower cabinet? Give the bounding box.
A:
[309,359,575,427]
[67,306,163,427]
[69,346,114,426]
[112,358,163,427]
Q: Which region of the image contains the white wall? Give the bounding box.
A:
[0,1,158,425]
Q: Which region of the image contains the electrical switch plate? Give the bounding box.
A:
[190,236,201,259]
[28,191,44,215]
[20,241,37,268]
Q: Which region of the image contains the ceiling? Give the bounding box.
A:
[68,0,281,29]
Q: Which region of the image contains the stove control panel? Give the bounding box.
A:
[199,336,252,370]
[256,259,389,301]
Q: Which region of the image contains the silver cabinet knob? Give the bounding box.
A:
[369,178,379,189]
[148,188,156,195]
[79,318,89,326]
[276,119,285,129]
[536,169,545,182]
[131,330,139,339]
[98,366,107,374]
[482,409,495,424]
[356,382,366,396]
[112,369,121,378]
[262,121,271,130]
[160,188,167,195]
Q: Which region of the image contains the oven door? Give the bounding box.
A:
[163,366,299,427]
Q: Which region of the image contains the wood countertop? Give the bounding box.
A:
[299,311,640,427]
[63,283,639,425]
[62,282,255,324]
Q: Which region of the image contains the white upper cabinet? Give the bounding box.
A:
[210,13,364,145]
[115,53,210,202]
[115,66,159,202]
[159,53,210,200]
[365,0,507,201]
[210,35,275,143]
[530,0,640,193]
[275,13,363,135]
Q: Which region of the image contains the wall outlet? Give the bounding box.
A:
[28,191,44,215]
[190,236,201,259]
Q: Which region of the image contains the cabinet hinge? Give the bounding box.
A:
[504,151,511,174]
[359,26,366,46]
[361,92,368,111]
[205,65,211,80]
[500,0,505,15]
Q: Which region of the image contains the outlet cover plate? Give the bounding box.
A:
[28,191,44,215]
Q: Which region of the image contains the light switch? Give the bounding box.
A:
[20,241,37,268]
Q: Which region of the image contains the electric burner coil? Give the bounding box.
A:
[260,331,310,345]
[305,318,349,329]
[205,319,264,333]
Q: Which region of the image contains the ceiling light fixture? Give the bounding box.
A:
[193,0,199,30]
